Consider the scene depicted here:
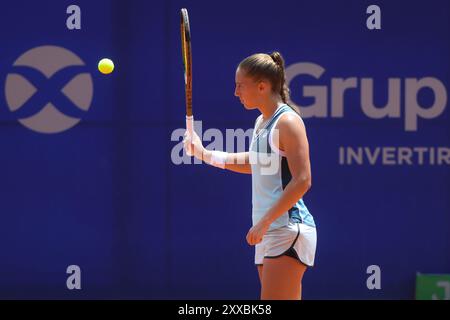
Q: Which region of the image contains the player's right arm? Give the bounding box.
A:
[207,151,251,174]
[183,131,251,174]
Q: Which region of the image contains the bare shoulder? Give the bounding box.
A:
[273,112,308,151]
[276,112,305,134]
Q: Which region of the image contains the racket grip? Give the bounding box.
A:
[186,115,194,135]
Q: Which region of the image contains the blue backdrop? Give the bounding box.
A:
[0,0,448,299]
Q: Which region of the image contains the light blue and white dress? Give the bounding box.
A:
[249,104,317,266]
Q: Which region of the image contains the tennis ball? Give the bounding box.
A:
[98,58,114,74]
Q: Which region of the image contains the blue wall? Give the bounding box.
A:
[0,0,448,299]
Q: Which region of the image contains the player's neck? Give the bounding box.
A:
[259,99,285,120]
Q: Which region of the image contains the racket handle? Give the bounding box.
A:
[185,115,194,156]
[186,115,194,135]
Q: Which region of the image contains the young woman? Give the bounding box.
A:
[183,52,317,300]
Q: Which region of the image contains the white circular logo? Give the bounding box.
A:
[4,45,94,134]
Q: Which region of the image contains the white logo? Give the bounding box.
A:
[286,62,447,131]
[66,265,81,290]
[366,265,381,290]
[171,120,280,174]
[366,5,381,30]
[4,45,93,134]
[66,5,81,30]
[432,281,450,300]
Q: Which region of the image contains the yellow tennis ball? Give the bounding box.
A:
[98,58,114,74]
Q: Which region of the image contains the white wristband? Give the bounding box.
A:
[210,151,228,169]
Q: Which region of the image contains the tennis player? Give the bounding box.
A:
[183,52,316,300]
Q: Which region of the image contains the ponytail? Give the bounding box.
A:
[269,51,300,114]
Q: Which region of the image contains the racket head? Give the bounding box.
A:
[180,8,193,117]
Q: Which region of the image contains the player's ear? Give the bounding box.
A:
[258,80,267,93]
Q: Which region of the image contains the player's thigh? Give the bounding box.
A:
[261,256,307,300]
[257,265,263,285]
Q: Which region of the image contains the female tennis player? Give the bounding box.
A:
[183,52,316,300]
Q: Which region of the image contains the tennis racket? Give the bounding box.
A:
[180,8,193,136]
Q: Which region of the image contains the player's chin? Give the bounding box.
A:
[241,101,256,110]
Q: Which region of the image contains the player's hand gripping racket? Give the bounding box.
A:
[180,8,193,139]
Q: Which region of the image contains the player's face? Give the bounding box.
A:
[234,68,261,110]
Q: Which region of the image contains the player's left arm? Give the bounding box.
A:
[263,113,312,223]
[246,113,312,245]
